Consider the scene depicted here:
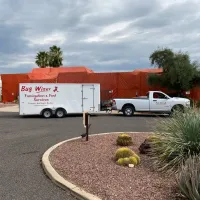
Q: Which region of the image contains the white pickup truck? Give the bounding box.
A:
[111,91,190,116]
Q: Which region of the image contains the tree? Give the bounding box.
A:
[48,45,63,68]
[35,45,63,68]
[149,48,174,70]
[148,47,200,95]
[35,51,49,68]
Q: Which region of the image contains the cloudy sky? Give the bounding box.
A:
[0,0,200,74]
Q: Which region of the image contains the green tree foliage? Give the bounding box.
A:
[148,47,200,94]
[35,51,49,68]
[149,48,174,70]
[48,45,63,67]
[35,45,63,68]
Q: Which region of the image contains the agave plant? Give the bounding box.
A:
[151,108,200,173]
[177,155,200,200]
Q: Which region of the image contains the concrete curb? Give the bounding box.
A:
[42,131,152,200]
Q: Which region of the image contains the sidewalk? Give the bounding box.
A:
[0,105,19,112]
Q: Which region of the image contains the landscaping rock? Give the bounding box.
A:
[138,139,152,154]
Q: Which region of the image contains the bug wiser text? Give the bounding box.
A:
[21,86,59,93]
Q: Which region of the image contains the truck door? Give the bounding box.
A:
[150,92,170,111]
[82,84,95,112]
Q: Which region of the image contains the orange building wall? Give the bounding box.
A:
[1,74,29,102]
[1,67,200,103]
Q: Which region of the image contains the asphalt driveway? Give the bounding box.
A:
[0,112,163,200]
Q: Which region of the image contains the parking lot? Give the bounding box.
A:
[0,112,165,200]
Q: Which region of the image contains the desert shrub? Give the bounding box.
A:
[151,108,200,172]
[177,155,200,200]
[189,98,194,108]
[196,100,200,108]
[115,147,134,160]
[116,133,133,146]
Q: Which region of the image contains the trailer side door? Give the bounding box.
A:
[82,84,96,112]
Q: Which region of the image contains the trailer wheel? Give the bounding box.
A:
[123,105,134,117]
[55,108,66,118]
[42,109,52,118]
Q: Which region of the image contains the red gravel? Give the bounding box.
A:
[50,133,185,200]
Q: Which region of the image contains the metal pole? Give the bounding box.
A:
[85,112,89,141]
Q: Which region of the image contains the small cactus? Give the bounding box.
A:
[133,153,140,164]
[117,158,125,166]
[116,133,133,146]
[115,147,141,167]
[123,157,130,165]
[116,154,140,167]
[115,147,134,160]
[147,135,161,143]
[129,156,138,165]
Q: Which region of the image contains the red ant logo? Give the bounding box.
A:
[53,86,59,92]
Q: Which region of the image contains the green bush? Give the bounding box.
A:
[189,98,194,108]
[177,155,200,200]
[115,147,134,160]
[116,133,133,146]
[196,100,200,108]
[151,108,200,172]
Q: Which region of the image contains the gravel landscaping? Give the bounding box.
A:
[50,133,185,200]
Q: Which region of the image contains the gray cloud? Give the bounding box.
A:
[0,0,200,73]
[0,24,28,54]
[133,0,200,30]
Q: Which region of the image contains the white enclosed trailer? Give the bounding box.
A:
[19,83,100,118]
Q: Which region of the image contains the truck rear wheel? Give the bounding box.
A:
[42,109,52,118]
[55,108,66,118]
[123,105,134,117]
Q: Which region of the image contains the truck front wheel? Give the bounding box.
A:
[170,105,184,117]
[123,105,134,117]
[42,109,53,118]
